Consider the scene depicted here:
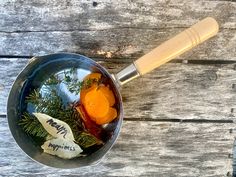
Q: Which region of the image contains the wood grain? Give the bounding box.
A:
[121,62,236,121]
[1,58,236,121]
[0,118,233,177]
[1,0,236,175]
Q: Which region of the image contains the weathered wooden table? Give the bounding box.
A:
[1,0,236,176]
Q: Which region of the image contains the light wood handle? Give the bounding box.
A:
[134,17,219,75]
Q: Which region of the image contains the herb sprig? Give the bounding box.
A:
[44,68,99,95]
[67,78,99,94]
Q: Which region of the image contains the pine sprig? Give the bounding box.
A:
[35,89,66,118]
[19,109,101,148]
[63,110,103,148]
[20,78,103,149]
[19,112,48,138]
[25,89,41,105]
[75,132,103,148]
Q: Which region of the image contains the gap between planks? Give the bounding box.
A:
[0,26,235,33]
[0,114,234,124]
[1,55,236,65]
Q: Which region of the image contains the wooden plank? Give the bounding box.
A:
[0,118,233,177]
[1,58,236,121]
[0,0,235,32]
[121,62,236,121]
[0,28,235,60]
[0,0,235,59]
[0,58,28,114]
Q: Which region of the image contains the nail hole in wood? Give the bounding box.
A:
[93,1,98,7]
[229,129,233,133]
[232,84,236,89]
[231,108,234,113]
[110,34,116,38]
[182,60,188,64]
[226,172,231,176]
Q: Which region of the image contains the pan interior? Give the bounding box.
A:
[7,53,123,168]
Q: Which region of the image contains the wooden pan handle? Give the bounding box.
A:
[134,17,219,75]
[114,17,219,86]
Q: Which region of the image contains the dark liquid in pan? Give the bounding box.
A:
[22,66,120,156]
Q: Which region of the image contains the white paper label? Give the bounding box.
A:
[41,138,83,159]
[33,112,75,141]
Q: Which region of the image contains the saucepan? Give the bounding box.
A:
[7,17,219,168]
